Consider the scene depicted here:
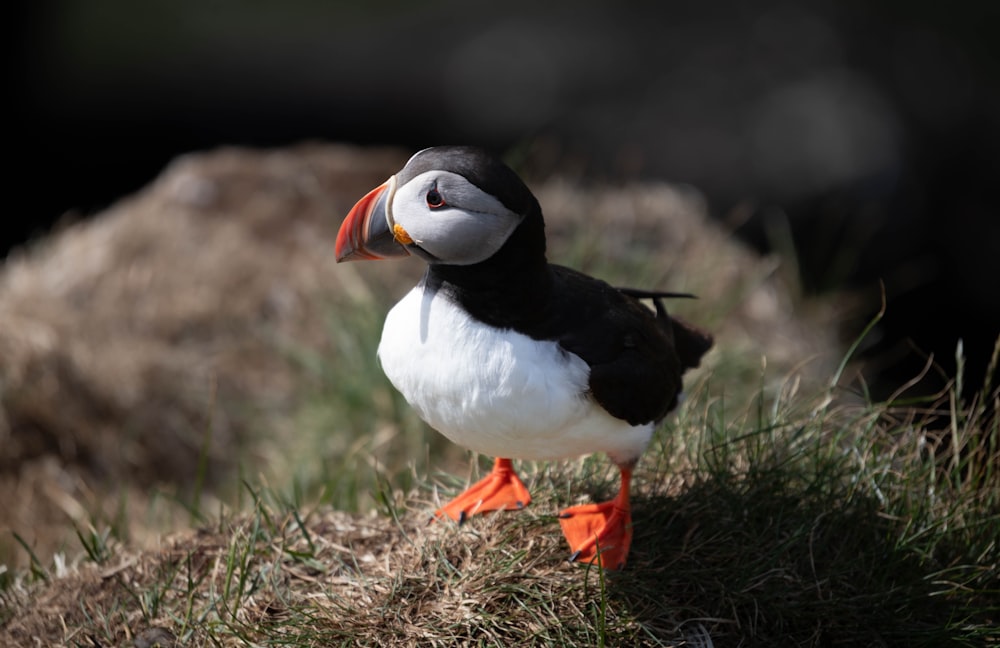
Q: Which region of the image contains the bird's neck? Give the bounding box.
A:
[424,214,551,329]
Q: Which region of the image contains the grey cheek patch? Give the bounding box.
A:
[392,170,525,265]
[418,214,516,265]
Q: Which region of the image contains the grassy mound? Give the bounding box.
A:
[3,341,997,646]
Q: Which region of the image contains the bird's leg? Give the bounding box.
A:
[558,463,634,570]
[434,457,532,523]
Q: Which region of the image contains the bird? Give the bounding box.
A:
[335,146,712,569]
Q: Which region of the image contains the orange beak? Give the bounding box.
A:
[335,178,410,262]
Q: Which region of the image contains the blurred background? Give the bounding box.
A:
[10,0,1000,401]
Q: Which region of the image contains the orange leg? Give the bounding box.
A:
[434,457,532,523]
[558,466,633,570]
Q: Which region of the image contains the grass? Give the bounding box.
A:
[2,318,998,646]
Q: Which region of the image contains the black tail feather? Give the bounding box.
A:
[631,289,713,372]
[616,287,697,300]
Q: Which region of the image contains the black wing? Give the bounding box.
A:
[536,266,712,426]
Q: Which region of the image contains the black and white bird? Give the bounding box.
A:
[335,146,712,569]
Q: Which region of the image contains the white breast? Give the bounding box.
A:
[376,285,654,463]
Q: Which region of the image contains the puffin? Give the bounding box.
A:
[335,146,712,569]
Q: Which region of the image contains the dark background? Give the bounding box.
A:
[10,0,1000,401]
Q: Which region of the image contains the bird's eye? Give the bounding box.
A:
[426,188,446,209]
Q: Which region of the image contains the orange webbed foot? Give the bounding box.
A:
[558,467,634,570]
[434,457,532,523]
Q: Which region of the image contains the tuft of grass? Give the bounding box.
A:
[9,534,47,584]
[188,373,219,526]
[73,524,113,566]
[630,396,998,645]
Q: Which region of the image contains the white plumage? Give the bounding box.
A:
[377,284,655,464]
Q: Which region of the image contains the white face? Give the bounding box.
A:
[387,170,524,265]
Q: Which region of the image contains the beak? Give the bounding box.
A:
[335,177,410,262]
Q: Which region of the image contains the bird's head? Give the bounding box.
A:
[335,146,543,267]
